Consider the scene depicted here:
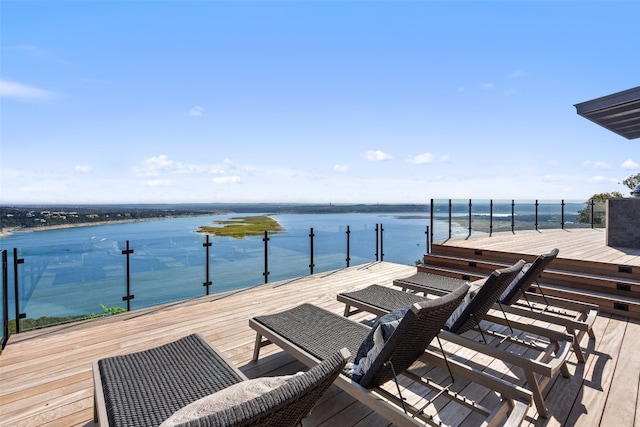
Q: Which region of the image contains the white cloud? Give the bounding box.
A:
[583,160,611,170]
[0,79,55,101]
[481,83,494,90]
[405,153,434,164]
[136,155,174,176]
[75,165,92,173]
[586,175,617,184]
[542,175,564,182]
[621,159,639,170]
[509,70,525,78]
[364,150,392,161]
[147,179,171,186]
[135,154,211,177]
[188,106,204,116]
[333,164,350,173]
[440,154,450,162]
[213,176,240,184]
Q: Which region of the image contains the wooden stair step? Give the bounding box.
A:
[422,254,640,298]
[430,245,639,280]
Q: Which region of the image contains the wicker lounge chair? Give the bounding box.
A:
[393,249,598,363]
[250,285,532,427]
[93,333,348,427]
[337,260,573,418]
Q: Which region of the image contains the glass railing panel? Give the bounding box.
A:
[430,199,451,243]
[348,224,378,265]
[208,233,269,291]
[309,225,350,274]
[449,200,471,239]
[489,199,514,233]
[593,200,607,228]
[536,200,561,229]
[513,200,536,231]
[2,239,125,331]
[125,233,207,310]
[470,199,492,235]
[1,251,6,345]
[267,228,316,283]
[379,219,429,266]
[563,200,586,229]
[272,213,380,270]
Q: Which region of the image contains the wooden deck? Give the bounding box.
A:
[1,228,639,427]
[437,228,640,266]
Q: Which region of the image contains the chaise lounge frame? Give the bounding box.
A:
[250,285,532,427]
[337,260,573,418]
[394,248,597,363]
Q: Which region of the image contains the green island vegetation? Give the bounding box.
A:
[198,215,284,238]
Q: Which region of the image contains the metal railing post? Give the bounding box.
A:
[430,199,434,247]
[561,200,565,229]
[511,200,515,233]
[489,199,494,236]
[448,199,452,239]
[345,225,351,267]
[425,225,430,255]
[375,224,379,261]
[379,223,384,262]
[263,231,270,284]
[468,199,472,237]
[121,240,135,311]
[309,227,315,275]
[203,234,212,295]
[13,248,25,333]
[2,250,8,349]
[591,200,595,228]
[535,200,539,231]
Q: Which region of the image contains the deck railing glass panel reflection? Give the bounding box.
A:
[1,199,606,346]
[429,198,605,243]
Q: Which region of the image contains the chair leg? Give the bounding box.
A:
[93,392,98,423]
[343,304,353,317]
[525,370,548,419]
[572,331,587,363]
[253,333,263,361]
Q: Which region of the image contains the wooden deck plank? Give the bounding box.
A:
[438,228,640,268]
[563,316,627,427]
[599,318,640,427]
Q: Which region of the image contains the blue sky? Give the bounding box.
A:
[1,1,638,205]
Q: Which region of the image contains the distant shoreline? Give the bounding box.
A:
[0,217,168,238]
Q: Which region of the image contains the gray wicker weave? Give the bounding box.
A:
[499,248,558,306]
[94,333,348,427]
[339,260,525,336]
[448,260,525,334]
[392,249,558,307]
[394,272,469,295]
[251,283,469,390]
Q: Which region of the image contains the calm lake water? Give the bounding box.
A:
[2,212,462,324]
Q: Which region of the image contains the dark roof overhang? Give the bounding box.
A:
[574,86,640,140]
